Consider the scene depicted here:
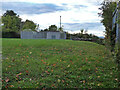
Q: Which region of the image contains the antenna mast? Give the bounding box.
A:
[60,16,61,30]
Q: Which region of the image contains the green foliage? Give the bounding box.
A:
[99,1,116,30]
[1,10,39,37]
[99,1,120,65]
[2,39,119,88]
[58,25,64,32]
[2,15,21,33]
[42,25,64,32]
[99,1,117,51]
[1,10,21,38]
[43,28,49,31]
[22,20,37,31]
[114,43,120,64]
[58,27,63,32]
[110,27,116,52]
[3,10,17,16]
[66,32,71,39]
[48,25,57,31]
[2,32,20,38]
[80,29,84,34]
[66,31,104,45]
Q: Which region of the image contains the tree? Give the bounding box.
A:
[22,19,37,31]
[98,0,117,51]
[44,28,49,31]
[3,10,17,17]
[58,27,63,32]
[66,31,71,39]
[58,25,64,32]
[80,29,84,34]
[2,10,21,33]
[48,25,57,31]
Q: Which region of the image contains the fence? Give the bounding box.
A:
[112,2,120,45]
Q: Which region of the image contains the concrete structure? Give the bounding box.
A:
[112,1,120,45]
[21,30,66,39]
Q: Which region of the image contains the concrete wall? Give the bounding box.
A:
[21,31,66,39]
[21,31,33,39]
[47,32,60,39]
[33,32,47,39]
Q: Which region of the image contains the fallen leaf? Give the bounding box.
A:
[45,71,49,74]
[83,80,85,83]
[43,62,46,64]
[26,70,29,73]
[52,64,56,66]
[8,66,11,68]
[51,84,55,87]
[58,79,61,83]
[115,78,118,81]
[29,52,32,54]
[97,83,100,86]
[9,85,14,87]
[97,76,100,78]
[41,60,44,62]
[26,62,29,64]
[5,78,9,82]
[67,65,70,67]
[62,80,65,83]
[63,61,66,63]
[16,73,22,77]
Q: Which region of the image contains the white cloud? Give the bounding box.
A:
[1,0,103,6]
[20,4,102,29]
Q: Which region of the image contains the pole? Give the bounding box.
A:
[60,16,61,31]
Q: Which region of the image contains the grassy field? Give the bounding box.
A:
[2,38,119,88]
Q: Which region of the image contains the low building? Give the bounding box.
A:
[21,30,66,39]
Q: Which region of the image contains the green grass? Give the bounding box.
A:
[2,38,119,88]
[0,38,2,53]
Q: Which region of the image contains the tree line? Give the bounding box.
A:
[65,29,104,45]
[1,10,63,38]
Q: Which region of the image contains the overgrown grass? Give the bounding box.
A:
[2,38,119,88]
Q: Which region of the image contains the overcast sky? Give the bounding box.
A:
[1,0,105,37]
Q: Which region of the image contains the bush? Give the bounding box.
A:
[114,43,120,64]
[2,31,20,38]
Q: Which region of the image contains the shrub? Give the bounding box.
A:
[2,31,20,38]
[114,43,120,64]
